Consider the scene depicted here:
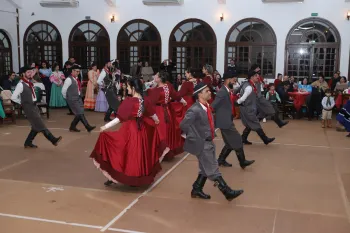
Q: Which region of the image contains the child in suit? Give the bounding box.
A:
[321,89,335,128]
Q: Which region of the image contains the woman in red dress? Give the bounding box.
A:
[178,68,198,111]
[147,71,187,161]
[202,64,215,103]
[90,78,161,187]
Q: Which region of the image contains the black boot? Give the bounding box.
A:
[104,108,113,122]
[42,129,62,146]
[273,115,289,128]
[256,128,275,145]
[69,115,81,132]
[235,148,255,169]
[242,127,252,145]
[80,114,96,132]
[24,130,38,148]
[217,145,232,167]
[191,174,211,199]
[214,176,244,201]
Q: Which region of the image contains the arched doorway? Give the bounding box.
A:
[225,18,277,78]
[117,19,161,74]
[69,20,110,72]
[23,20,62,66]
[0,30,12,77]
[169,18,217,76]
[285,17,341,79]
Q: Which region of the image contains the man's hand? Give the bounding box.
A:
[234,101,241,107]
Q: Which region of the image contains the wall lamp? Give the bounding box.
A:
[110,15,115,23]
[347,11,350,20]
[220,13,224,21]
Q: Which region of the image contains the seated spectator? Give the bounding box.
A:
[2,71,17,91]
[298,78,312,93]
[334,76,348,93]
[311,74,329,93]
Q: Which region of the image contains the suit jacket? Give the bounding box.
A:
[180,101,213,156]
[211,86,233,129]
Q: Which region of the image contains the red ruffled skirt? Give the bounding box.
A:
[90,119,161,186]
[165,102,185,160]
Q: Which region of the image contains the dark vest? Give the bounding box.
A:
[21,82,35,105]
[268,92,277,102]
[66,76,80,100]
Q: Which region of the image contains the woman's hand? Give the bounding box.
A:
[100,126,107,132]
[154,119,160,125]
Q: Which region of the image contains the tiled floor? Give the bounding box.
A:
[0,109,349,233]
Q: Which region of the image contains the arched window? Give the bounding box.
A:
[225,18,277,78]
[23,20,62,66]
[0,30,12,77]
[117,19,161,74]
[169,19,217,76]
[69,20,110,72]
[285,17,341,79]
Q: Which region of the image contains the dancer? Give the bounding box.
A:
[237,70,275,145]
[251,64,288,129]
[180,82,243,201]
[49,63,67,108]
[97,60,120,122]
[84,63,99,110]
[90,78,162,186]
[11,66,62,148]
[202,64,215,103]
[178,68,198,111]
[62,64,96,133]
[336,98,350,137]
[147,71,187,160]
[212,72,254,168]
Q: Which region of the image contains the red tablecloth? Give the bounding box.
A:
[288,92,310,111]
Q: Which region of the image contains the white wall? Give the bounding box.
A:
[0,0,19,72]
[1,0,350,76]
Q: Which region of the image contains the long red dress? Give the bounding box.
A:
[148,83,183,160]
[203,74,215,104]
[177,79,197,112]
[90,97,161,186]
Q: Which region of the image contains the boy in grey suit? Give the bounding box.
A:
[180,82,243,201]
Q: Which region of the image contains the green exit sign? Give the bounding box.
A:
[311,13,318,17]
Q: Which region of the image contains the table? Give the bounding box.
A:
[288,92,310,111]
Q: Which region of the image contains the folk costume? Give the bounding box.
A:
[97,60,120,122]
[237,70,275,145]
[11,66,62,148]
[62,65,96,133]
[212,72,254,169]
[180,82,243,201]
[90,96,162,186]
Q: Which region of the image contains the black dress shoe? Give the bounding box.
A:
[24,144,38,148]
[69,128,80,132]
[218,160,232,167]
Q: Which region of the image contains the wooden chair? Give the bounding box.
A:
[0,100,16,125]
[36,89,49,119]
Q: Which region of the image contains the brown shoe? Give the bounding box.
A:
[321,120,325,128]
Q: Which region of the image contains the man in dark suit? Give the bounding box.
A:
[212,72,255,168]
[180,82,243,201]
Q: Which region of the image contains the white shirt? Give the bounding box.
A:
[97,69,107,86]
[321,96,335,110]
[11,81,37,104]
[199,102,208,112]
[237,86,252,104]
[61,77,80,99]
